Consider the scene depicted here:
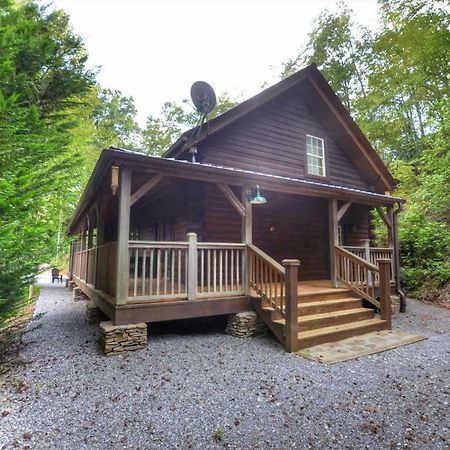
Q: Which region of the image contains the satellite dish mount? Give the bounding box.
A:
[185,81,217,162]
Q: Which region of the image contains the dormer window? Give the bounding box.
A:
[306,135,325,177]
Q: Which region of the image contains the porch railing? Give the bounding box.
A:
[72,246,96,286]
[248,244,286,318]
[126,236,246,302]
[128,241,189,301]
[343,245,394,284]
[72,242,117,297]
[335,246,392,327]
[197,242,246,298]
[96,242,117,297]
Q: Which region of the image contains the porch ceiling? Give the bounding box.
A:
[67,147,404,234]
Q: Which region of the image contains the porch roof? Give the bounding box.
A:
[67,147,405,234]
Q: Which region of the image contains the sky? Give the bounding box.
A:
[46,0,380,126]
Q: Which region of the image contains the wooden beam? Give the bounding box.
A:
[116,167,131,305]
[337,201,352,222]
[328,199,338,288]
[283,259,300,352]
[242,188,253,295]
[187,233,198,301]
[130,173,164,207]
[378,259,392,329]
[217,183,245,217]
[125,162,401,206]
[376,206,392,230]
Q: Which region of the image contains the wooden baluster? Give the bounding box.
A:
[207,249,211,293]
[163,249,168,295]
[231,250,234,291]
[200,249,204,293]
[274,272,278,306]
[213,249,217,293]
[171,249,175,294]
[149,249,154,296]
[142,249,146,296]
[224,250,228,292]
[178,249,181,294]
[133,248,138,297]
[156,249,161,296]
[219,250,223,292]
[236,250,240,292]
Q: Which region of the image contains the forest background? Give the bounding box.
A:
[1,0,449,328]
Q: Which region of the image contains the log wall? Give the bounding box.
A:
[196,93,371,191]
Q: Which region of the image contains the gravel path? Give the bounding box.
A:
[1,280,449,450]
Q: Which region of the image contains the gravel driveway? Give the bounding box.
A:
[1,280,449,450]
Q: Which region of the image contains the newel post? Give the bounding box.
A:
[378,259,392,329]
[187,232,198,301]
[282,259,300,353]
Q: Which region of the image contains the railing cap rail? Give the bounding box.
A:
[248,243,285,275]
[335,245,379,272]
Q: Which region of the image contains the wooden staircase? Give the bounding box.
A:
[257,288,389,350]
[248,244,392,352]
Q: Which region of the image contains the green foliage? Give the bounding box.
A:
[0,0,94,314]
[142,93,238,156]
[93,88,140,150]
[282,0,450,300]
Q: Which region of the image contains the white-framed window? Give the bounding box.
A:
[306,135,326,177]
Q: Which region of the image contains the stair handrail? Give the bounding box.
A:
[335,245,380,309]
[247,244,285,275]
[247,244,286,317]
[247,244,300,352]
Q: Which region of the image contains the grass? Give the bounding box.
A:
[213,429,225,442]
[0,285,41,375]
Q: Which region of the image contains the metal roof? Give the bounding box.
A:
[67,147,404,233]
[111,147,404,202]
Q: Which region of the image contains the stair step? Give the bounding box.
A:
[274,308,374,330]
[298,289,354,303]
[299,297,362,315]
[297,319,389,349]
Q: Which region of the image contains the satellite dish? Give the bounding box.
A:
[190,81,216,114]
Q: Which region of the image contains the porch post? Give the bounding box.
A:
[378,259,392,329]
[242,187,252,295]
[283,259,300,353]
[187,232,198,300]
[93,204,104,289]
[116,167,131,305]
[386,206,394,248]
[392,208,406,312]
[328,199,338,288]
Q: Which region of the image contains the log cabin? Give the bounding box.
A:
[68,64,406,353]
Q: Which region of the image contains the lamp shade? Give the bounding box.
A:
[250,185,267,204]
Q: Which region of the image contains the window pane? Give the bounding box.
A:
[306,135,325,176]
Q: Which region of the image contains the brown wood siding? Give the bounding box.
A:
[201,183,242,243]
[253,192,329,280]
[341,204,370,246]
[197,93,371,191]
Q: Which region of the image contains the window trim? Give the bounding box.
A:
[306,134,326,178]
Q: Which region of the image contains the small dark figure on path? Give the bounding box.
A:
[51,268,63,283]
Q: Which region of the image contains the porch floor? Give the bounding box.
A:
[126,279,344,302]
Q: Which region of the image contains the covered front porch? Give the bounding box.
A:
[68,149,403,351]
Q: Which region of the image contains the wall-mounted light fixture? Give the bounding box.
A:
[247,185,267,204]
[111,165,119,195]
